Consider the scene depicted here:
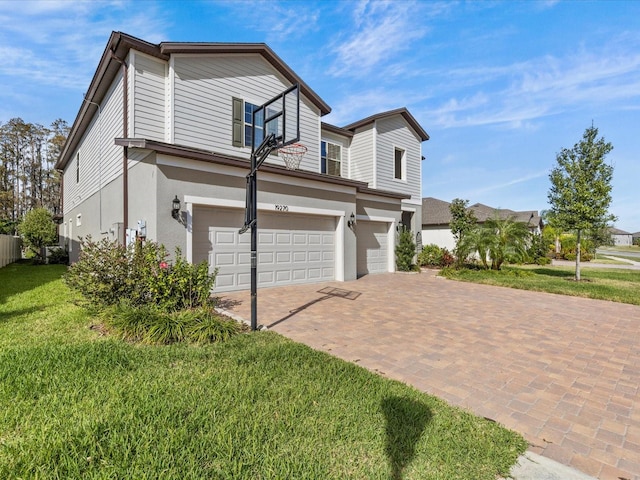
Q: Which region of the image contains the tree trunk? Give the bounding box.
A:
[575,229,581,281]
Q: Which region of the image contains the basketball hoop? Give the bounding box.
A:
[278,143,307,170]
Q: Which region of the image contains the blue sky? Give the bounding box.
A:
[1,0,639,231]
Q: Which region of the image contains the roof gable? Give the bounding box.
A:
[343,108,429,142]
[57,32,331,170]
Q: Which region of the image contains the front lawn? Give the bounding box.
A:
[441,264,640,305]
[0,262,526,479]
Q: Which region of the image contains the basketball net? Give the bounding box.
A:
[278,143,307,170]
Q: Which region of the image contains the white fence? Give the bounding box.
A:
[0,235,22,268]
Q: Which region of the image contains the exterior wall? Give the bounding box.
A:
[612,234,632,247]
[62,176,125,262]
[421,226,456,251]
[63,70,124,217]
[132,51,166,141]
[170,54,321,172]
[349,124,374,186]
[375,115,422,201]
[153,153,359,280]
[356,196,402,224]
[127,151,159,242]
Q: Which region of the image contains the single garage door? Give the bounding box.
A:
[193,206,335,292]
[356,221,389,277]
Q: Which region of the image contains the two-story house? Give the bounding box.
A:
[56,32,429,292]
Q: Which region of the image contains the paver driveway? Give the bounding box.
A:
[218,270,640,480]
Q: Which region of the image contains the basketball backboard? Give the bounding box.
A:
[251,83,300,151]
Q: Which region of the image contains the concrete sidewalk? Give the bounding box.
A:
[219,271,640,479]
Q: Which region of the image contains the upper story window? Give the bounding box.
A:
[76,152,80,183]
[233,97,275,149]
[321,141,341,176]
[394,147,405,180]
[244,101,263,148]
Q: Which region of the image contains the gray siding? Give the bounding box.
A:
[375,116,421,201]
[132,52,166,141]
[63,71,124,215]
[349,124,374,186]
[171,54,320,172]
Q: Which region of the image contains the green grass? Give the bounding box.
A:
[0,262,526,479]
[589,256,633,265]
[441,264,640,305]
[599,245,640,253]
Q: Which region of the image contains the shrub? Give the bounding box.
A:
[535,256,551,265]
[395,228,417,271]
[563,252,591,262]
[417,244,455,268]
[65,237,217,312]
[17,208,58,261]
[105,303,245,345]
[418,244,443,267]
[47,247,69,265]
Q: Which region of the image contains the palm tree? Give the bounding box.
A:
[484,214,531,270]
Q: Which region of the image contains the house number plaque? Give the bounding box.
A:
[275,204,289,212]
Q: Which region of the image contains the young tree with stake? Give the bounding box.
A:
[547,125,616,281]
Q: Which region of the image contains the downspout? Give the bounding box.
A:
[110,50,129,235]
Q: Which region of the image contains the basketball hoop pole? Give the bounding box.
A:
[243,133,278,331]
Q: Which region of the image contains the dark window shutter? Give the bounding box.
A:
[232,97,243,147]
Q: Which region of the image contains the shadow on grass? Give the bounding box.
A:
[0,306,44,323]
[0,261,66,305]
[382,396,432,480]
[528,267,575,278]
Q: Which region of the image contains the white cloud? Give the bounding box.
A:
[0,1,170,90]
[428,43,640,129]
[329,1,431,77]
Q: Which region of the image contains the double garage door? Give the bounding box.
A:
[193,207,335,292]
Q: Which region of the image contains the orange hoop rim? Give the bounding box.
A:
[278,143,307,170]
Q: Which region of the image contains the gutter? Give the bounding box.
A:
[114,138,411,200]
[109,50,129,231]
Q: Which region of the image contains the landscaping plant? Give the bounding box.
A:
[63,237,239,345]
[547,125,616,280]
[65,237,216,312]
[395,228,417,271]
[418,244,454,268]
[17,207,58,262]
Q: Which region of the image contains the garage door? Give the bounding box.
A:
[357,221,389,277]
[193,207,335,292]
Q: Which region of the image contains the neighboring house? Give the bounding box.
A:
[632,232,640,245]
[421,197,543,251]
[55,32,429,292]
[609,228,632,247]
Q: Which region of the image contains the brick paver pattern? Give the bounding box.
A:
[219,271,640,480]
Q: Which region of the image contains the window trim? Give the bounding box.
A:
[321,140,342,177]
[394,146,406,181]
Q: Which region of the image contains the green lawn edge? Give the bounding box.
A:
[440,264,640,305]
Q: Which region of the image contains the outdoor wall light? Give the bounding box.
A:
[171,195,181,219]
[347,212,356,228]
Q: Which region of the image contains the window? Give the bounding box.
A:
[321,141,341,176]
[76,152,80,183]
[394,147,405,180]
[232,97,277,149]
[76,214,82,227]
[244,101,263,148]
